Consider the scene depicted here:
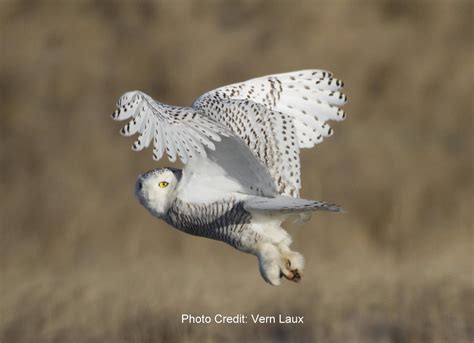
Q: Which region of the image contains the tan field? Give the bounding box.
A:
[0,1,472,342]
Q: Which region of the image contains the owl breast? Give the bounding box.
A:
[164,198,261,252]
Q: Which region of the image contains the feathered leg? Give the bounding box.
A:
[256,243,282,286]
[256,239,305,285]
[278,243,305,282]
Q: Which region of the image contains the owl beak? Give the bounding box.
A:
[135,177,144,196]
[172,169,183,182]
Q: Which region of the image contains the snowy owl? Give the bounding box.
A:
[111,70,347,286]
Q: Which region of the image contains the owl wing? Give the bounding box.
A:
[112,70,347,199]
[111,91,278,198]
[112,91,230,164]
[192,69,347,197]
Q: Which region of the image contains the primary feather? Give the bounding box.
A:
[193,69,347,196]
[112,91,229,163]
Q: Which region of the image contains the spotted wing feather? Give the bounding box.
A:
[112,91,229,163]
[193,97,301,197]
[193,69,347,197]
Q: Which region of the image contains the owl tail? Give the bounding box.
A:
[243,195,343,214]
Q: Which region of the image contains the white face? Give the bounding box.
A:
[135,168,181,217]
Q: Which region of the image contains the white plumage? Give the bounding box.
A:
[111,70,347,285]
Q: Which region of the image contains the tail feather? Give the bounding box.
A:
[244,195,343,214]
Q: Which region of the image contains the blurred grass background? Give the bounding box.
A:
[0,0,472,342]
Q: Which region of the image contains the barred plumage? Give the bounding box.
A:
[165,198,256,251]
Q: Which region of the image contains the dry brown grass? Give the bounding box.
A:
[0,0,472,342]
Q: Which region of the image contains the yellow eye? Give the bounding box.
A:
[159,181,169,188]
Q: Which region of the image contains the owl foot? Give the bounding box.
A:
[278,249,304,283]
[256,243,283,286]
[280,259,302,282]
[257,243,305,286]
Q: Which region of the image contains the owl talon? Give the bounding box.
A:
[280,258,302,282]
[282,268,302,282]
[278,249,305,283]
[290,270,302,282]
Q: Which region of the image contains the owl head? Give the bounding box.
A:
[135,168,182,217]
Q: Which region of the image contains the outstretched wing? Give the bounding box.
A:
[112,91,230,164]
[111,90,278,199]
[112,69,347,198]
[192,69,347,197]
